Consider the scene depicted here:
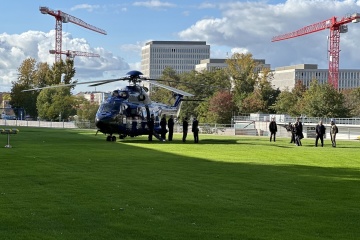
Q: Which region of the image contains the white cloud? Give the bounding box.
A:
[70,4,101,12]
[0,30,129,92]
[178,0,360,69]
[133,0,176,9]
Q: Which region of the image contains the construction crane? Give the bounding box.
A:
[272,13,360,89]
[40,6,107,62]
[49,50,100,60]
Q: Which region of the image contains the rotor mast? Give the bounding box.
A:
[40,6,107,62]
[272,13,360,89]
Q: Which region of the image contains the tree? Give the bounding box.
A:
[10,58,76,118]
[302,80,349,118]
[255,68,280,113]
[271,81,306,116]
[37,87,76,121]
[225,53,257,111]
[74,96,99,121]
[343,87,360,117]
[179,69,230,122]
[150,67,180,105]
[10,58,43,118]
[208,90,236,124]
[241,90,266,113]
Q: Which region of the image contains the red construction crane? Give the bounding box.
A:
[49,50,100,60]
[272,13,360,89]
[40,6,107,62]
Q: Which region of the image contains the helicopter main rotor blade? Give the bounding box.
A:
[21,78,126,92]
[22,83,76,92]
[88,79,123,87]
[148,80,194,97]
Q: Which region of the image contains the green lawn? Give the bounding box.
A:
[0,127,359,240]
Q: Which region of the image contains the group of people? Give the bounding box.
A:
[270,117,303,146]
[147,114,199,143]
[182,116,199,143]
[270,117,338,147]
[315,120,338,147]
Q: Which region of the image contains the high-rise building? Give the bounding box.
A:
[141,41,210,79]
[272,64,360,91]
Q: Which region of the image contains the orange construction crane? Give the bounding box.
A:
[272,13,360,89]
[40,6,107,62]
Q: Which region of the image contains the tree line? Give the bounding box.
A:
[8,53,360,123]
[9,58,98,121]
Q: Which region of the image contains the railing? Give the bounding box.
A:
[233,115,360,125]
[0,119,93,129]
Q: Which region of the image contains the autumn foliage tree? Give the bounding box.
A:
[208,91,236,124]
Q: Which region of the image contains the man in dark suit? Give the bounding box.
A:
[182,117,188,142]
[160,114,167,140]
[269,118,277,142]
[315,120,326,147]
[167,115,174,141]
[192,117,199,143]
[147,114,155,141]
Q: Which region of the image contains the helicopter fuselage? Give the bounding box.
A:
[95,87,181,141]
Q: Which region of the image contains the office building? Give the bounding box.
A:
[141,41,210,79]
[195,58,270,73]
[272,64,360,91]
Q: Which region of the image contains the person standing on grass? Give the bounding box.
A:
[285,122,295,143]
[269,118,277,142]
[315,120,326,147]
[192,117,199,143]
[182,117,188,142]
[167,115,174,141]
[295,118,303,146]
[160,114,167,141]
[147,114,155,141]
[330,120,338,147]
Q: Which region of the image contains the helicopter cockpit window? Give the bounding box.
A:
[98,101,121,113]
[112,90,120,97]
[112,90,129,99]
[119,91,129,99]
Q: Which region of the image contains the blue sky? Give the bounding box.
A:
[1,0,360,92]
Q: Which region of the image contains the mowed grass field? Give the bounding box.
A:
[0,127,359,240]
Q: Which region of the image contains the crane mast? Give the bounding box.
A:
[40,6,107,62]
[272,13,360,89]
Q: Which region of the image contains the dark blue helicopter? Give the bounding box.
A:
[91,71,194,141]
[24,70,194,141]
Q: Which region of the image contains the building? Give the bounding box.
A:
[75,91,109,105]
[272,64,360,91]
[195,58,271,73]
[141,41,210,79]
[195,59,228,72]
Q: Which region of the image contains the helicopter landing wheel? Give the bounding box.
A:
[111,136,116,142]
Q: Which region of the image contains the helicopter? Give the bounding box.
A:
[91,70,195,141]
[24,70,194,142]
